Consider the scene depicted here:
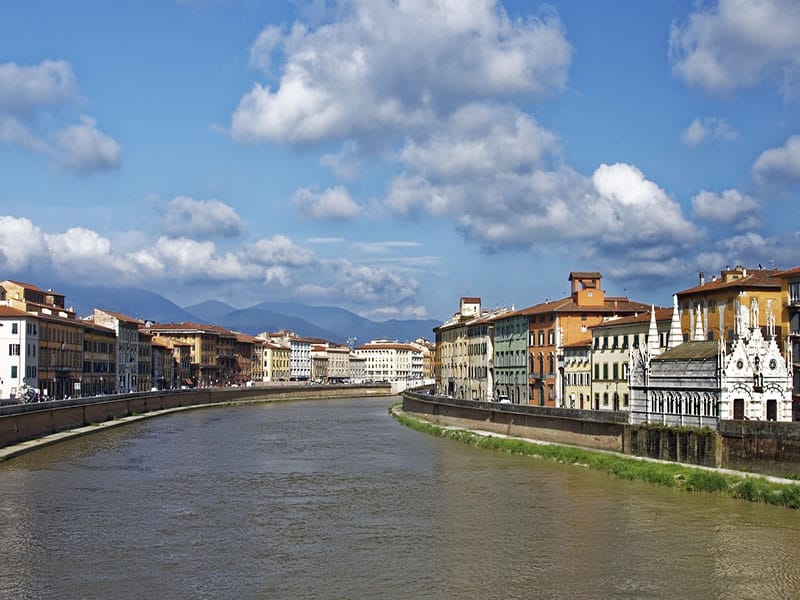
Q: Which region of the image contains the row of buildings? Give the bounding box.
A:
[0,279,434,402]
[434,267,800,428]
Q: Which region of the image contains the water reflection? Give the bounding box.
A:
[0,397,798,599]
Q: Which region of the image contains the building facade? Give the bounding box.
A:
[630,300,792,428]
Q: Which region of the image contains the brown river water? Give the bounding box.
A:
[0,396,798,599]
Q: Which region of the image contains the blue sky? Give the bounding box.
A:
[2,0,800,323]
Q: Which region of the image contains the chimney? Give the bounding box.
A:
[699,272,705,286]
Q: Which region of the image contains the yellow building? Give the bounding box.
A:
[83,320,117,396]
[675,266,783,348]
[774,265,800,419]
[147,322,220,387]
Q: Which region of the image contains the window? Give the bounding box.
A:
[612,363,619,380]
[603,364,608,380]
[594,363,600,379]
[11,365,17,378]
[8,344,20,356]
[12,323,18,334]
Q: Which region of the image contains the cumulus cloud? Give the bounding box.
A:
[670,0,800,95]
[691,189,759,229]
[231,0,571,144]
[0,215,424,309]
[159,196,244,238]
[0,60,77,114]
[0,115,52,155]
[681,116,738,146]
[0,216,48,270]
[53,116,122,173]
[697,231,800,268]
[752,134,800,184]
[0,60,122,174]
[244,234,317,267]
[303,259,419,304]
[248,25,282,70]
[383,104,699,274]
[292,186,362,220]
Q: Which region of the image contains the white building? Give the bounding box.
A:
[266,331,311,380]
[0,305,39,401]
[630,298,792,428]
[355,341,422,382]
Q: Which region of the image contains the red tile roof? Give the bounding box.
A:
[590,307,671,329]
[676,268,781,295]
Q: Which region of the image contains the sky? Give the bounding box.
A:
[2,0,800,323]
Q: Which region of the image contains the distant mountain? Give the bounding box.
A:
[248,301,439,344]
[49,283,439,343]
[214,307,341,341]
[55,284,197,323]
[183,299,237,324]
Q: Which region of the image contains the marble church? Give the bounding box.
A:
[629,296,792,428]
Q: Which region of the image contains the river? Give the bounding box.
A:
[0,397,798,599]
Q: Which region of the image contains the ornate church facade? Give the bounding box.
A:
[629,297,792,429]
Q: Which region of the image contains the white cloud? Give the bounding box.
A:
[384,105,699,269]
[0,60,77,114]
[232,0,571,144]
[320,141,363,179]
[0,115,52,155]
[752,134,800,184]
[0,216,48,270]
[53,116,122,173]
[316,258,419,304]
[292,186,362,220]
[0,61,122,174]
[703,231,800,267]
[681,116,738,146]
[249,25,282,70]
[244,234,317,267]
[352,241,423,254]
[159,196,244,238]
[361,304,429,320]
[691,189,759,228]
[670,0,800,95]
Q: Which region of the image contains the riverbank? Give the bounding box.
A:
[0,385,394,461]
[390,403,800,510]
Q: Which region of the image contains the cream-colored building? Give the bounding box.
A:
[355,341,422,382]
[260,339,290,382]
[590,306,673,412]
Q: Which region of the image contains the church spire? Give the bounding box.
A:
[693,305,705,341]
[647,304,660,355]
[668,295,682,349]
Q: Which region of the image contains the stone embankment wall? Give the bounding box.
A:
[402,393,627,452]
[719,420,800,476]
[402,391,800,476]
[0,384,392,450]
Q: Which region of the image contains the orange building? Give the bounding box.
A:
[519,272,651,407]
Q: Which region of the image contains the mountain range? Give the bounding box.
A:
[55,284,439,344]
